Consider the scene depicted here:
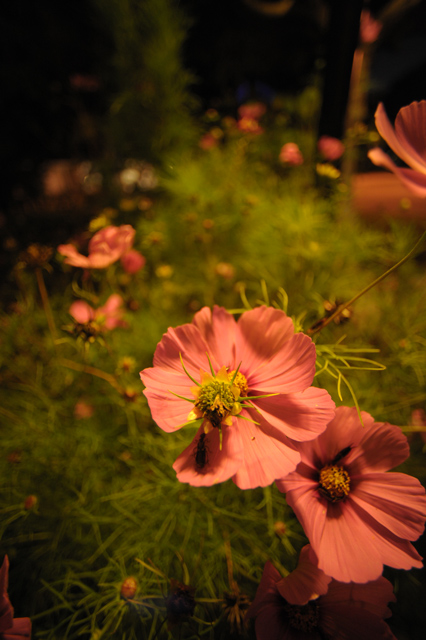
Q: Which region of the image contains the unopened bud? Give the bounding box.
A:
[121,577,138,599]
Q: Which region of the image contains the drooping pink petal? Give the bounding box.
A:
[350,472,426,540]
[232,415,300,489]
[140,368,196,432]
[277,545,330,605]
[191,306,238,368]
[373,102,426,174]
[173,423,244,487]
[368,148,426,198]
[57,244,92,268]
[69,300,95,324]
[152,323,213,375]
[247,332,316,394]
[253,387,335,442]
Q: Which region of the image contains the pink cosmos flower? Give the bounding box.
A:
[368,101,426,197]
[279,143,304,166]
[58,225,135,268]
[120,249,146,274]
[0,556,32,639]
[277,406,426,583]
[246,546,397,640]
[140,306,335,489]
[317,136,345,161]
[69,294,127,331]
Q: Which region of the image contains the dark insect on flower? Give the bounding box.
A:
[331,446,352,465]
[165,579,196,628]
[194,433,209,469]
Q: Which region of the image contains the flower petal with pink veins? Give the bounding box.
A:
[173,424,244,486]
[235,306,295,372]
[247,332,316,393]
[277,545,330,605]
[191,306,238,368]
[232,415,300,489]
[141,368,196,432]
[368,148,426,197]
[348,416,409,473]
[374,102,426,174]
[253,387,335,442]
[323,577,395,619]
[69,300,95,324]
[320,602,396,640]
[350,472,426,539]
[152,324,213,374]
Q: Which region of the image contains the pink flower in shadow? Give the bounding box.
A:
[279,143,304,166]
[70,294,127,331]
[246,546,397,640]
[0,556,31,639]
[318,136,345,161]
[277,406,426,583]
[58,225,136,268]
[368,101,426,197]
[140,306,335,489]
[238,103,266,121]
[120,249,146,274]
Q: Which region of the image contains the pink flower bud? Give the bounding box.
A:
[317,135,345,161]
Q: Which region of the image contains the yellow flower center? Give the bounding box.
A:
[318,465,350,502]
[190,366,247,430]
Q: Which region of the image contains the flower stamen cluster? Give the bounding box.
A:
[284,601,320,632]
[318,465,351,502]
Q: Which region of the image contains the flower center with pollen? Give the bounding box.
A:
[284,602,320,632]
[190,366,247,430]
[318,465,351,502]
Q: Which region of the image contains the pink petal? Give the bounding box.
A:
[235,306,295,373]
[350,472,426,540]
[246,562,282,618]
[87,252,120,268]
[57,244,91,268]
[173,423,244,487]
[247,332,316,393]
[2,618,32,639]
[320,601,396,640]
[373,102,426,174]
[323,576,395,619]
[152,323,213,375]
[69,300,95,323]
[277,545,331,605]
[349,418,409,474]
[97,293,124,316]
[368,148,426,198]
[191,306,238,368]
[141,367,195,432]
[120,249,146,274]
[252,387,335,442]
[232,415,300,489]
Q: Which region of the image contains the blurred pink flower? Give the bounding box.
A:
[199,133,218,150]
[246,546,397,640]
[140,306,335,489]
[279,143,304,166]
[58,225,135,269]
[368,101,426,197]
[74,401,95,419]
[360,10,382,44]
[277,406,426,583]
[120,249,146,274]
[238,102,266,121]
[70,294,127,331]
[0,556,32,639]
[318,135,345,161]
[237,117,264,135]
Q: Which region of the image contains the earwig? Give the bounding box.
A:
[194,433,209,469]
[331,446,352,465]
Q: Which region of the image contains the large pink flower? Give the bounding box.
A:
[58,225,136,268]
[0,556,31,639]
[69,294,127,331]
[368,101,426,197]
[140,306,335,489]
[246,546,397,640]
[277,406,426,583]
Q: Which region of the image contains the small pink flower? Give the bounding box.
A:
[368,101,426,197]
[0,556,32,639]
[74,401,95,419]
[238,102,266,121]
[246,546,397,640]
[279,143,304,166]
[237,117,264,135]
[120,249,146,274]
[277,406,426,583]
[58,225,136,269]
[360,10,382,44]
[69,294,127,331]
[317,135,345,161]
[140,306,335,489]
[199,133,218,150]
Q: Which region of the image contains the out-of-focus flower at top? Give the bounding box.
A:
[70,294,127,332]
[279,143,304,166]
[58,225,135,269]
[120,249,146,274]
[368,101,426,198]
[238,102,266,121]
[245,546,397,640]
[140,306,335,489]
[317,136,345,161]
[277,406,426,583]
[359,10,382,44]
[0,556,32,639]
[237,117,264,135]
